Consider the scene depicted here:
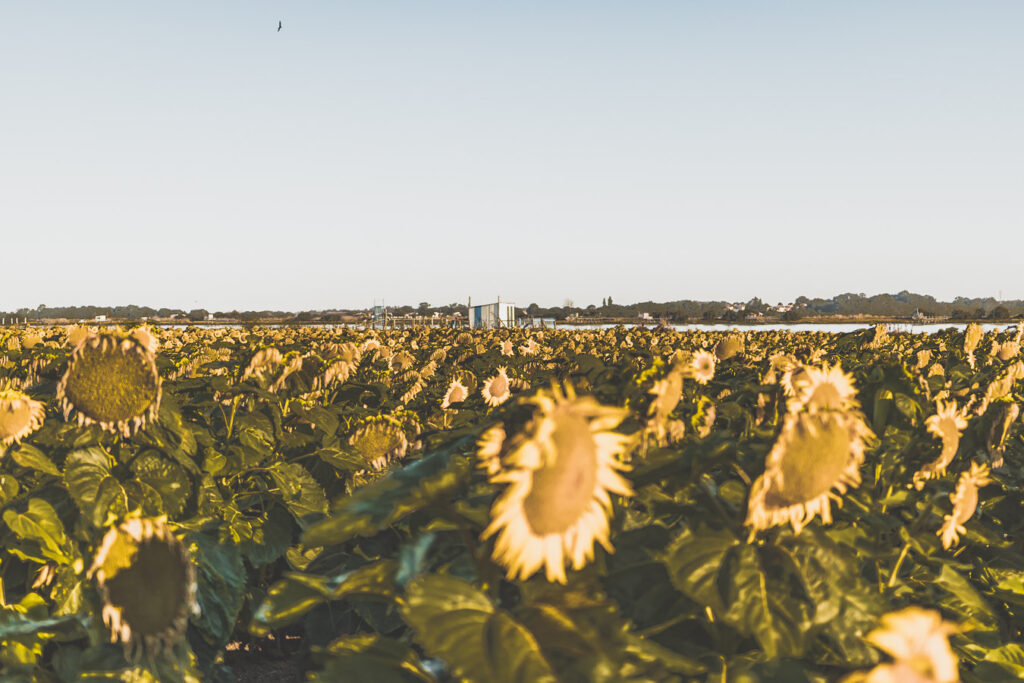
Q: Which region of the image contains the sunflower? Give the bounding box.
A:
[746,411,872,535]
[481,367,512,408]
[57,333,162,437]
[788,363,858,414]
[647,366,683,442]
[0,388,46,447]
[501,340,514,356]
[939,462,992,550]
[441,379,469,409]
[129,326,159,354]
[914,401,969,488]
[690,350,716,384]
[861,607,959,683]
[242,348,283,381]
[481,383,633,583]
[349,416,409,470]
[89,518,199,661]
[476,424,505,476]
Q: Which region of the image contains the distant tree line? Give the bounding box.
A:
[3,293,1023,324]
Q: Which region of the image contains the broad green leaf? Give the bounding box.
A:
[187,531,246,649]
[131,451,191,517]
[251,559,398,635]
[3,499,76,565]
[304,437,474,547]
[662,525,739,614]
[269,461,327,522]
[401,575,556,683]
[311,634,433,682]
[11,444,59,476]
[722,545,812,659]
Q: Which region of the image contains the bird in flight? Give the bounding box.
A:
[277,20,282,32]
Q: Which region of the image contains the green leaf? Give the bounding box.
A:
[187,531,246,649]
[304,437,474,547]
[10,444,59,476]
[130,451,191,517]
[63,447,112,518]
[722,545,812,659]
[251,560,398,636]
[401,575,556,683]
[269,461,327,523]
[311,634,433,683]
[3,499,76,566]
[662,525,739,614]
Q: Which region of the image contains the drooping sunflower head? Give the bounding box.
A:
[57,333,161,437]
[714,334,744,361]
[939,461,992,550]
[915,400,969,487]
[241,347,283,382]
[129,326,159,355]
[441,379,469,409]
[788,363,858,413]
[89,518,198,662]
[481,367,512,408]
[746,411,872,536]
[0,388,46,447]
[481,383,634,583]
[348,416,410,471]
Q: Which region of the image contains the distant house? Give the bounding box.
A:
[467,298,516,329]
[93,315,107,322]
[638,312,652,320]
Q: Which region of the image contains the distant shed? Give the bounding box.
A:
[467,297,516,329]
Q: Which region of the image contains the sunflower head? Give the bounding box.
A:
[57,333,161,437]
[481,367,512,408]
[788,363,858,413]
[89,518,198,662]
[349,416,409,471]
[939,462,992,550]
[689,349,716,384]
[746,411,872,535]
[714,335,744,361]
[864,607,959,683]
[242,347,283,382]
[481,383,634,583]
[915,401,969,488]
[441,379,469,409]
[0,388,46,447]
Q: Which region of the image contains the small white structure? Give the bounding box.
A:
[467,297,516,329]
[94,315,107,322]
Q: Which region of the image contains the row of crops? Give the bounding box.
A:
[0,322,1022,681]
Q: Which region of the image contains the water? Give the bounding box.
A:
[560,322,1020,334]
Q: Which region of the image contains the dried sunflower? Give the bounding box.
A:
[57,333,161,437]
[0,387,46,447]
[481,383,633,583]
[89,518,198,661]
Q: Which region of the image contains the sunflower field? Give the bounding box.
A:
[1,322,1023,681]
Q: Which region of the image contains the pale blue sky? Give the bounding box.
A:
[2,2,1022,311]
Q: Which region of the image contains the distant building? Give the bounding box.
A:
[467,297,516,329]
[94,315,107,322]
[638,312,652,320]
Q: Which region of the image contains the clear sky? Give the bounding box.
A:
[2,2,1022,311]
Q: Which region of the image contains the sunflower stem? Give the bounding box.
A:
[887,541,911,588]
